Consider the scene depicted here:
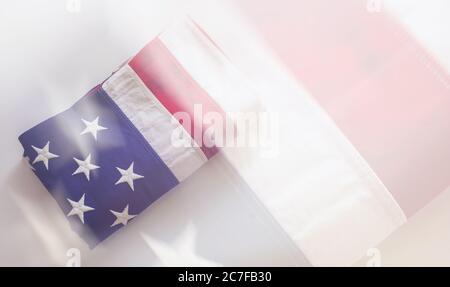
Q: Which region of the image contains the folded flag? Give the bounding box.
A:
[18,20,226,247]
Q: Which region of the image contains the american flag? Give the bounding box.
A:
[18,20,225,247]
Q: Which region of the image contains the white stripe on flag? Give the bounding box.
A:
[102,65,208,182]
[159,19,261,114]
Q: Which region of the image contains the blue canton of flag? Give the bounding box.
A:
[19,86,179,247]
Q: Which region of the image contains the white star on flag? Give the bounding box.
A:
[67,194,95,224]
[110,205,136,227]
[80,116,107,140]
[32,141,59,170]
[115,162,144,191]
[72,154,100,181]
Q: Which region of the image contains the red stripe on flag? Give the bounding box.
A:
[129,38,226,159]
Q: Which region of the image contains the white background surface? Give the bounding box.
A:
[0,0,449,266]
